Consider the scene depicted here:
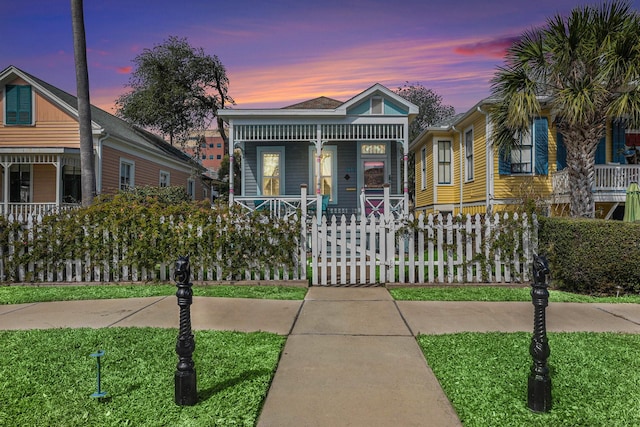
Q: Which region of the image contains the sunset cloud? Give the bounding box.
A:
[454,36,520,58]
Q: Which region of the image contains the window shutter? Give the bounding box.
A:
[556,132,567,170]
[5,85,18,124]
[17,86,31,124]
[611,120,626,164]
[595,136,606,164]
[498,146,511,175]
[5,85,31,125]
[534,117,548,175]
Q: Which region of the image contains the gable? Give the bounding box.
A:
[346,95,409,116]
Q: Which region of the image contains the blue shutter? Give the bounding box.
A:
[612,120,626,164]
[498,146,511,175]
[556,131,567,170]
[5,85,18,124]
[534,117,548,175]
[595,136,606,164]
[17,86,31,124]
[5,85,31,125]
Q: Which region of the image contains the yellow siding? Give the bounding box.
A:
[492,113,556,204]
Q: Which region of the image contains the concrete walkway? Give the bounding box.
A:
[2,287,640,426]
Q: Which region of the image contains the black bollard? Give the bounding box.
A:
[174,255,197,406]
[528,254,552,413]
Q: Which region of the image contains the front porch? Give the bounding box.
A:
[0,150,82,218]
[232,183,406,220]
[552,164,640,202]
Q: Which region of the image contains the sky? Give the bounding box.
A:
[3,0,640,116]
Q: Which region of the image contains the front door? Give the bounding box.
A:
[362,159,386,215]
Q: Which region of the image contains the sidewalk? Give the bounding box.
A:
[2,287,640,426]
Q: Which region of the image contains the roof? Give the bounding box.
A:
[218,83,419,121]
[283,96,343,110]
[0,65,201,170]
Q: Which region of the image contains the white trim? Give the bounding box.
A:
[464,126,474,182]
[257,146,285,196]
[436,138,453,185]
[308,145,337,203]
[420,146,427,190]
[119,158,135,190]
[159,170,170,187]
[187,178,195,200]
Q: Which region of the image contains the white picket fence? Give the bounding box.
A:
[1,212,537,285]
[309,212,537,286]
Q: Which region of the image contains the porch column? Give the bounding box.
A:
[55,156,62,209]
[228,124,234,205]
[1,160,9,216]
[315,126,323,223]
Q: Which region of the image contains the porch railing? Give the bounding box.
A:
[233,184,407,220]
[552,165,640,197]
[0,202,80,218]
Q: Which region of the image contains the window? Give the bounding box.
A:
[159,171,170,187]
[216,155,221,160]
[420,147,427,190]
[63,166,81,203]
[217,143,222,148]
[119,160,134,190]
[465,129,474,181]
[209,155,214,160]
[209,143,214,148]
[310,146,337,202]
[510,129,533,173]
[9,164,30,202]
[437,140,452,184]
[202,154,207,160]
[371,97,383,114]
[187,179,195,199]
[361,143,386,155]
[499,118,549,175]
[5,85,32,125]
[257,147,284,196]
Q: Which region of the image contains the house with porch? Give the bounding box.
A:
[0,65,208,218]
[410,97,639,219]
[218,83,418,219]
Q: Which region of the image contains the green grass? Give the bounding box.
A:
[0,284,307,305]
[390,286,640,303]
[0,327,285,426]
[418,332,640,427]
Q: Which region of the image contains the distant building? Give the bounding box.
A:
[184,130,225,179]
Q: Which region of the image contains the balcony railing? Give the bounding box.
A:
[552,164,640,202]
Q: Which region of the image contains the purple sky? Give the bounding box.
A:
[3,0,639,115]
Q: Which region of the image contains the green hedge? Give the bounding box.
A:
[538,217,640,294]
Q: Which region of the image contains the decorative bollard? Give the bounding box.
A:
[174,255,197,406]
[528,254,552,413]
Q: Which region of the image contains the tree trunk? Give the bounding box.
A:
[562,124,603,218]
[71,0,96,206]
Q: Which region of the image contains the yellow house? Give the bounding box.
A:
[410,98,639,218]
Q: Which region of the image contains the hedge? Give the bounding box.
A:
[538,216,640,294]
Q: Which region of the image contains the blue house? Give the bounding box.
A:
[218,83,418,218]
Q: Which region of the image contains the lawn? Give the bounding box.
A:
[0,327,285,426]
[390,286,640,303]
[419,332,640,427]
[0,284,307,305]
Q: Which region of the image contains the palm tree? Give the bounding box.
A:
[71,0,96,206]
[490,1,640,218]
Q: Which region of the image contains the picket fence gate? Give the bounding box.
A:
[1,212,537,286]
[308,212,537,286]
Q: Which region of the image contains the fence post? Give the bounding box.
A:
[174,255,197,406]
